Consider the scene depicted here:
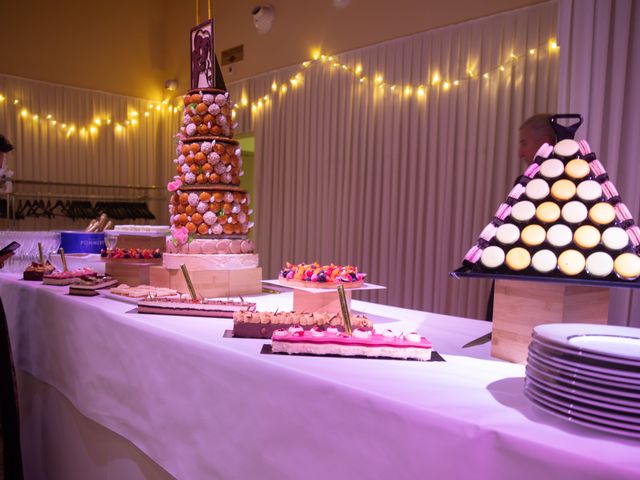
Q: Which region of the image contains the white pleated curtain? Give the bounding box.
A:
[0,74,177,229]
[230,1,558,320]
[558,0,640,326]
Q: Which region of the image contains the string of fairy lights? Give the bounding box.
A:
[237,38,559,114]
[0,38,558,140]
[0,94,181,140]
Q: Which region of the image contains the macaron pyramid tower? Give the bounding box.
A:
[458,114,640,284]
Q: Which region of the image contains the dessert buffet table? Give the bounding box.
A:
[1,274,638,480]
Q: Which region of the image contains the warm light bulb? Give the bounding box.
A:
[483,73,489,79]
[320,54,327,62]
[374,74,383,84]
[280,84,288,93]
[131,110,139,117]
[341,64,347,70]
[94,118,102,126]
[13,99,19,105]
[271,81,277,91]
[32,115,39,121]
[131,118,138,126]
[20,109,28,117]
[115,123,123,133]
[241,96,248,106]
[51,120,57,125]
[432,72,440,85]
[417,87,425,97]
[529,48,536,55]
[106,118,112,124]
[46,114,52,119]
[390,85,396,91]
[61,123,67,129]
[155,105,161,111]
[80,128,87,135]
[302,61,311,68]
[290,78,298,87]
[328,56,334,61]
[453,80,459,86]
[404,85,413,96]
[144,111,150,117]
[510,53,517,59]
[500,65,505,71]
[467,69,474,77]
[355,64,362,75]
[549,40,558,50]
[258,100,263,108]
[312,50,321,60]
[443,81,450,90]
[232,110,237,119]
[90,126,97,134]
[359,77,365,83]
[0,95,4,102]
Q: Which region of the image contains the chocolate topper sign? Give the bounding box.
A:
[190,19,226,90]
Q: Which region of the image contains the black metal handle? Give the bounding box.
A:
[550,113,583,141]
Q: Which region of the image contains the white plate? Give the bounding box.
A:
[524,385,640,439]
[531,334,640,368]
[534,323,640,361]
[526,353,640,391]
[527,347,640,386]
[529,341,640,380]
[525,371,640,413]
[526,361,640,400]
[525,381,640,428]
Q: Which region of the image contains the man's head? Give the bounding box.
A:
[0,135,14,165]
[518,114,555,164]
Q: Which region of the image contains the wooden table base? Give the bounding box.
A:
[492,279,609,364]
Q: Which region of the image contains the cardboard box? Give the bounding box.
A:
[492,279,609,364]
[149,266,262,297]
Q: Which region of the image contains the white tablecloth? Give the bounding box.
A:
[1,273,638,479]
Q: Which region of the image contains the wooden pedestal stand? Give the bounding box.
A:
[292,288,352,315]
[492,279,609,364]
[149,266,262,298]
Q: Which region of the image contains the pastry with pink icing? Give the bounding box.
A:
[271,327,432,361]
[43,267,98,286]
[138,296,256,318]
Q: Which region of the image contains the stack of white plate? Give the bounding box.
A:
[524,323,640,439]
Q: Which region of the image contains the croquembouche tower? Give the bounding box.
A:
[150,14,262,297]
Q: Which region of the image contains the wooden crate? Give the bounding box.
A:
[105,260,161,286]
[492,279,609,364]
[149,266,262,298]
[292,288,352,314]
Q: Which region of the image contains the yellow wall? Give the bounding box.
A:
[0,0,167,100]
[0,0,544,99]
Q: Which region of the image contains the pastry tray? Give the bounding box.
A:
[263,279,386,294]
[450,267,640,289]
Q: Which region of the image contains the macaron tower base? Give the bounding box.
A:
[492,280,608,364]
